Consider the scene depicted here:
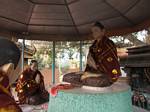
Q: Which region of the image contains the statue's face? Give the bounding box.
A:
[0,38,21,84]
[0,63,14,83]
[91,26,105,40]
[0,60,22,84]
[1,63,14,76]
[31,62,38,71]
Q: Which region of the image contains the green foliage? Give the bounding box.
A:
[33,46,52,69]
[32,41,91,70]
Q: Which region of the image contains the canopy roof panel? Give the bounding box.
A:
[0,0,150,41]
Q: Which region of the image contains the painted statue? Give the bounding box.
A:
[63,22,121,87]
[0,38,22,112]
[16,60,49,105]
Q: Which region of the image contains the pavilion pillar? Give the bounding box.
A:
[52,41,56,84]
[21,39,25,72]
[80,41,83,71]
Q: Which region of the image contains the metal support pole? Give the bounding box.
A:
[22,39,25,72]
[52,41,55,84]
[80,41,83,71]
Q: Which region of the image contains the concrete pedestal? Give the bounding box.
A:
[48,82,133,112]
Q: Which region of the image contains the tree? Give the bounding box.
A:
[110,31,147,48]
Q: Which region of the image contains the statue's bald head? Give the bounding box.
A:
[0,38,20,69]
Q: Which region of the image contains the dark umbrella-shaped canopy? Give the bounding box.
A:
[0,0,150,41]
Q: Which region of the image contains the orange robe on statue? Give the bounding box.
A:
[16,68,49,105]
[63,36,121,87]
[84,36,121,82]
[0,71,22,112]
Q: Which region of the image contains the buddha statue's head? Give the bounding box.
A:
[0,38,21,85]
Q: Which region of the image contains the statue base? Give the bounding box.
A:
[48,82,133,112]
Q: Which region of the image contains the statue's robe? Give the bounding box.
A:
[0,71,22,112]
[0,38,22,111]
[63,37,121,87]
[83,37,121,81]
[16,68,49,105]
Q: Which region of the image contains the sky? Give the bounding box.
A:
[136,30,148,41]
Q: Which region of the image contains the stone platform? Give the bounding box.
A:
[48,82,133,112]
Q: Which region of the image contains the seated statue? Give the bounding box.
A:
[63,22,121,87]
[16,60,49,105]
[0,38,22,112]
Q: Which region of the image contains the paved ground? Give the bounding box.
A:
[20,104,149,112]
[133,106,149,112]
[20,103,48,112]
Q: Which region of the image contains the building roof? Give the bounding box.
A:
[0,0,150,41]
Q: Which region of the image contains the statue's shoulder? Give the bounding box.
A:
[107,38,116,47]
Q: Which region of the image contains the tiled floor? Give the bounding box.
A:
[20,103,48,112]
[20,104,149,112]
[133,106,149,112]
[133,106,150,112]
